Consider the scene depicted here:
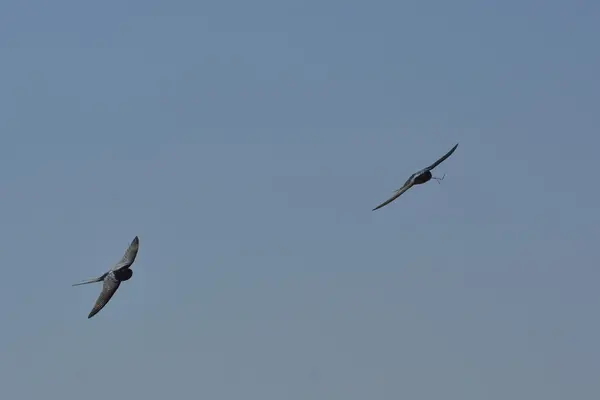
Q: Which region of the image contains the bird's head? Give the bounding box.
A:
[115,268,133,282]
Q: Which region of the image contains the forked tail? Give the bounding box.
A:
[72,274,105,286]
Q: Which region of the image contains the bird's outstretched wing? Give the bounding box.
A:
[111,236,139,271]
[424,143,459,171]
[88,274,121,319]
[372,182,414,211]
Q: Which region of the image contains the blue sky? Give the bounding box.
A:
[0,1,599,399]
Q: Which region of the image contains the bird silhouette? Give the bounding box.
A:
[372,143,458,211]
[73,236,140,319]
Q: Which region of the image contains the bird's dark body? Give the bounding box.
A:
[413,171,432,185]
[114,268,133,282]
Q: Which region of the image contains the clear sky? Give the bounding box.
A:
[0,1,598,399]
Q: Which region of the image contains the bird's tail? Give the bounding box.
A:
[72,275,105,286]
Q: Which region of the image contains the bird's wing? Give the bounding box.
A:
[372,182,414,211]
[88,273,121,319]
[111,236,139,271]
[424,143,459,171]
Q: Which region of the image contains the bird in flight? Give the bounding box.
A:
[372,143,459,211]
[73,236,140,319]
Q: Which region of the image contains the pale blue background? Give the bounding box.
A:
[0,1,598,399]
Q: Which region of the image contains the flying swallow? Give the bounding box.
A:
[372,143,458,211]
[73,236,140,319]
